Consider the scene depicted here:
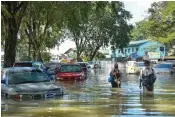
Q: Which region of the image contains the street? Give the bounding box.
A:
[2,61,175,117]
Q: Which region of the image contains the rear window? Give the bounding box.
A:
[14,63,32,67]
[45,63,60,70]
[79,63,86,67]
[155,64,172,69]
[60,65,81,72]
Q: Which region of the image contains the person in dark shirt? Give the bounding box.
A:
[110,62,121,88]
[139,60,156,91]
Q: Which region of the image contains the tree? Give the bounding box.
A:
[131,20,150,40]
[23,1,64,61]
[67,1,132,61]
[147,1,175,45]
[1,1,28,67]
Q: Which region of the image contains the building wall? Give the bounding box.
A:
[139,41,166,57]
[112,41,166,58]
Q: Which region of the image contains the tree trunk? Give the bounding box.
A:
[4,18,18,67]
[89,46,101,61]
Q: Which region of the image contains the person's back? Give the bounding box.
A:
[109,62,121,88]
[139,60,156,91]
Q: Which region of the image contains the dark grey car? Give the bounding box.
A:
[1,67,64,101]
[154,62,175,75]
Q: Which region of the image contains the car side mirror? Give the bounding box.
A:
[56,67,61,73]
[1,80,6,84]
[81,68,85,72]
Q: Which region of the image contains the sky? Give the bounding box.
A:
[52,1,154,55]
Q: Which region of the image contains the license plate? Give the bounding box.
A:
[45,91,56,98]
[22,94,33,100]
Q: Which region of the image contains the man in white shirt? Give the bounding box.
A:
[143,51,150,61]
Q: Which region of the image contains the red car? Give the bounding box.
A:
[56,64,85,80]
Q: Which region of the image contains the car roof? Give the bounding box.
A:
[14,61,42,63]
[159,62,174,64]
[136,62,144,63]
[61,63,81,66]
[4,67,40,71]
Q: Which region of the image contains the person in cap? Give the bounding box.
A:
[110,62,121,88]
[143,51,150,62]
[139,60,156,91]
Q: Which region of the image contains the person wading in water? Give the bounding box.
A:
[139,60,156,91]
[110,62,121,88]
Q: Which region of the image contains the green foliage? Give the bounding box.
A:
[131,20,150,40]
[66,1,133,60]
[41,52,52,63]
[147,1,175,45]
[131,1,175,53]
[94,52,106,60]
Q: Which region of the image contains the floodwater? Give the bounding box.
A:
[2,61,175,117]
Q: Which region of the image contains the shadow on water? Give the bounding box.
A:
[2,61,175,117]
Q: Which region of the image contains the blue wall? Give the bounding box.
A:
[112,41,166,58]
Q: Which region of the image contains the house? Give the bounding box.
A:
[111,40,166,60]
[64,48,76,58]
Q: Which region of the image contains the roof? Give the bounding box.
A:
[64,48,75,54]
[15,61,41,63]
[4,67,39,71]
[128,40,150,47]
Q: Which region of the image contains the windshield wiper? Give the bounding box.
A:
[14,81,37,84]
[33,80,51,83]
[14,80,50,84]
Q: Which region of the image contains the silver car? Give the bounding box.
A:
[1,67,64,101]
[154,62,175,75]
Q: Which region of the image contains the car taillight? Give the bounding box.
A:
[12,95,21,101]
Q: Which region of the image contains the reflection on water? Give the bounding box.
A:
[2,61,175,117]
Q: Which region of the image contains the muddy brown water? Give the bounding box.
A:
[2,62,175,117]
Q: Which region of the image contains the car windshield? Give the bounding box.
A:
[155,64,172,69]
[60,65,81,72]
[8,69,50,84]
[136,63,144,67]
[79,63,86,67]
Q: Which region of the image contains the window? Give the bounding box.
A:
[60,65,81,72]
[136,48,139,51]
[128,49,130,53]
[160,47,164,51]
[155,64,172,69]
[125,49,127,53]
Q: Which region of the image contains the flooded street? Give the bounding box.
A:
[2,61,175,117]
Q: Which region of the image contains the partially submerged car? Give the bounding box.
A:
[55,64,85,80]
[154,62,175,75]
[1,67,64,101]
